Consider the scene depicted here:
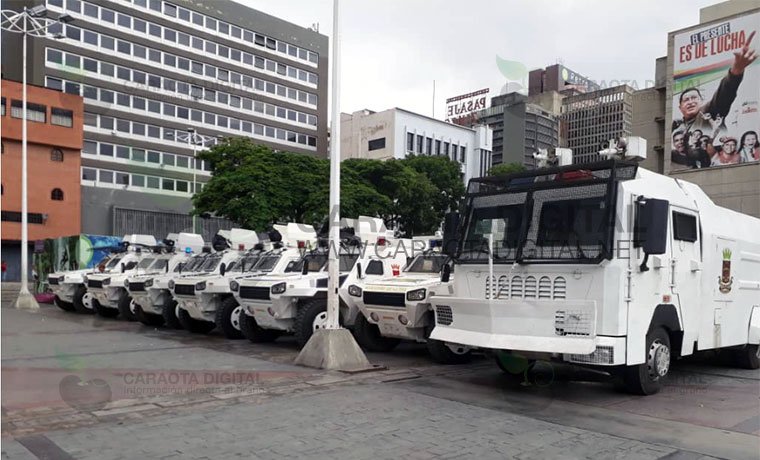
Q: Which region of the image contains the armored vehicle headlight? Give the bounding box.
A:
[102,277,111,286]
[124,279,130,288]
[271,282,287,294]
[348,284,362,297]
[195,281,207,291]
[144,278,153,288]
[407,288,426,301]
[168,279,175,290]
[230,280,240,292]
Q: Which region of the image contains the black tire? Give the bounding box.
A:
[353,313,400,352]
[93,298,119,318]
[734,344,760,370]
[239,311,280,343]
[73,285,94,314]
[54,295,76,312]
[495,351,536,376]
[621,327,671,395]
[117,293,137,322]
[426,338,473,364]
[215,296,244,339]
[177,307,215,334]
[134,303,165,327]
[162,300,183,329]
[294,298,333,347]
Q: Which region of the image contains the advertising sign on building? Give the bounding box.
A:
[446,88,490,126]
[671,12,760,170]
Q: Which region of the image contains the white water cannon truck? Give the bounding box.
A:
[430,160,760,395]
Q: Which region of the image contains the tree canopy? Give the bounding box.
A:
[193,139,466,236]
[487,162,526,176]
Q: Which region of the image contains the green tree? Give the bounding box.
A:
[488,162,526,176]
[401,153,466,216]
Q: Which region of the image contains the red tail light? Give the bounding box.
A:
[238,244,245,250]
[297,241,305,249]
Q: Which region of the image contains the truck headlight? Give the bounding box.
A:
[124,279,130,288]
[348,284,362,297]
[168,279,175,290]
[407,288,426,301]
[82,275,88,283]
[230,280,239,292]
[144,278,153,288]
[102,277,111,286]
[195,281,206,291]
[271,282,286,294]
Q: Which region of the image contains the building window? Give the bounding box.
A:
[426,137,432,155]
[1,97,5,116]
[460,146,466,163]
[435,139,441,155]
[51,148,64,162]
[51,108,73,127]
[51,188,64,200]
[368,137,386,151]
[11,101,46,122]
[416,135,423,154]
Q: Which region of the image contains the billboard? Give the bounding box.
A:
[446,88,490,126]
[671,12,759,170]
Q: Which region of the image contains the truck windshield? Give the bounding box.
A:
[229,254,261,272]
[105,257,121,269]
[200,256,221,272]
[406,253,448,273]
[254,254,280,272]
[460,183,612,262]
[177,256,203,272]
[151,259,168,271]
[137,258,155,269]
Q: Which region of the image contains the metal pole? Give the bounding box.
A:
[326,0,341,329]
[191,135,197,234]
[20,9,30,295]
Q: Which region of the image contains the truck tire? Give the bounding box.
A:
[162,300,182,329]
[353,313,400,352]
[73,285,94,314]
[734,344,760,370]
[215,296,244,339]
[177,307,215,334]
[294,298,334,347]
[54,295,76,312]
[134,303,164,327]
[93,298,119,318]
[426,338,473,364]
[239,311,280,343]
[621,327,671,395]
[495,351,536,379]
[117,294,137,322]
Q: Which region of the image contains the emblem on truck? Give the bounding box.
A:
[718,248,733,294]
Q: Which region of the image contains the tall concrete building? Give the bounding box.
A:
[2,0,329,237]
[475,92,559,167]
[560,85,635,164]
[631,57,667,173]
[340,108,493,184]
[529,64,600,97]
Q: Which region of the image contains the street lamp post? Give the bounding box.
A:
[175,129,218,234]
[1,7,72,310]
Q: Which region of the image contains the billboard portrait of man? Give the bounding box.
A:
[671,12,760,170]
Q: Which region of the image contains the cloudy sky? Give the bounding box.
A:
[237,0,722,118]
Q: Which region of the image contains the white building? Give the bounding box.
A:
[340,108,493,184]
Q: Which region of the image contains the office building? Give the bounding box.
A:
[560,85,634,164]
[340,108,493,184]
[2,0,329,236]
[1,80,83,281]
[529,64,600,97]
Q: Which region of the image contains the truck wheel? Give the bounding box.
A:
[426,338,472,364]
[177,307,215,334]
[495,351,536,379]
[117,294,137,322]
[621,327,671,395]
[295,298,338,347]
[162,300,182,329]
[239,311,280,343]
[734,344,760,370]
[54,295,76,312]
[73,286,94,314]
[354,313,400,352]
[93,298,118,318]
[134,303,164,327]
[215,297,244,340]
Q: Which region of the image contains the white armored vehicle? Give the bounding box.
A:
[350,243,472,363]
[170,228,261,334]
[125,233,205,327]
[429,160,760,394]
[84,234,158,319]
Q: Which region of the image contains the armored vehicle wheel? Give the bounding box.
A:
[294,298,337,347]
[177,307,215,334]
[239,311,280,343]
[215,296,244,339]
[93,298,119,318]
[134,303,165,327]
[621,327,671,395]
[734,344,760,370]
[162,300,183,329]
[426,338,473,364]
[117,294,137,321]
[54,295,76,312]
[354,313,400,352]
[73,285,94,314]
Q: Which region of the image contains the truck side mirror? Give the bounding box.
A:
[165,263,169,273]
[178,263,183,274]
[442,212,460,258]
[636,198,669,271]
[441,264,451,283]
[356,262,363,279]
[121,263,125,273]
[302,261,309,275]
[219,263,226,276]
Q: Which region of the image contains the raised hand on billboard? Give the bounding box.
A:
[731,31,756,76]
[701,113,723,134]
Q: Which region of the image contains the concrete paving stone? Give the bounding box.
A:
[0,438,37,460]
[92,403,159,417]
